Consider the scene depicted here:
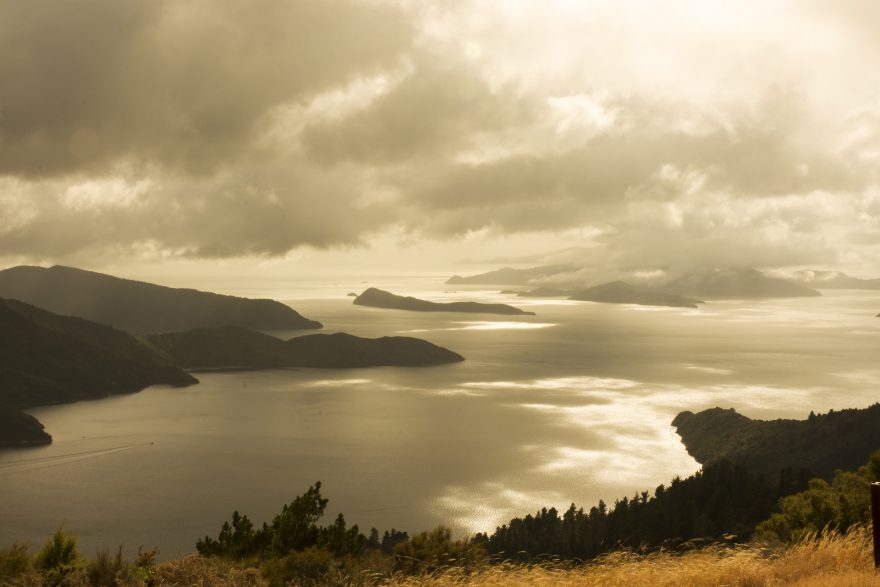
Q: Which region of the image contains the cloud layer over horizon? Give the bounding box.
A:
[1,0,879,273]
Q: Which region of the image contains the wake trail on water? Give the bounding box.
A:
[0,443,154,475]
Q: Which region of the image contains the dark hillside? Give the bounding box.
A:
[672,405,880,479]
[0,265,321,333]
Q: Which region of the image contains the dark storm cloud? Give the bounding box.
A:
[302,57,535,164]
[0,0,411,177]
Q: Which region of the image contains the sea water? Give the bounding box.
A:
[1,279,878,559]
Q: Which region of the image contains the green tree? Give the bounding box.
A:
[35,528,80,586]
[756,449,879,541]
[268,482,328,556]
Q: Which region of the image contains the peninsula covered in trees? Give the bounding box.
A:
[672,404,880,479]
[147,327,465,369]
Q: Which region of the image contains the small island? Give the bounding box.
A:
[569,281,703,308]
[146,326,465,368]
[353,288,535,316]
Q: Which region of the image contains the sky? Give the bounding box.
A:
[1,0,879,284]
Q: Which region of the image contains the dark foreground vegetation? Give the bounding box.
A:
[4,450,877,586]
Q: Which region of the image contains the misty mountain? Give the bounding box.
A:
[146,327,464,368]
[354,287,535,315]
[446,265,571,285]
[672,405,880,479]
[568,281,703,308]
[662,268,820,299]
[788,269,880,290]
[0,265,322,333]
[0,297,198,445]
[516,286,570,298]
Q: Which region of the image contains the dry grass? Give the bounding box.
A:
[154,554,266,587]
[382,527,880,587]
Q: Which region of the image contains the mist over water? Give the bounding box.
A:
[1,279,878,559]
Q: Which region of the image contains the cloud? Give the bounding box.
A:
[0,0,412,177]
[0,0,878,271]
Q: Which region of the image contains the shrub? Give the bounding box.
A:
[36,528,81,586]
[262,546,336,586]
[0,543,34,583]
[88,545,140,587]
[393,527,487,575]
[755,449,880,542]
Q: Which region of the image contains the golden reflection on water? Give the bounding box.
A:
[400,321,556,333]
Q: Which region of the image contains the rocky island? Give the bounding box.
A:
[146,326,465,368]
[354,287,535,315]
[569,281,703,308]
[0,265,322,333]
[0,297,198,446]
[672,404,880,479]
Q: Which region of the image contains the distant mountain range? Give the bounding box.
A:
[672,405,880,479]
[147,326,465,369]
[661,268,820,298]
[447,265,572,285]
[0,265,322,333]
[0,297,198,446]
[354,287,535,315]
[451,266,824,299]
[788,269,880,290]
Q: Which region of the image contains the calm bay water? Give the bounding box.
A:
[1,280,878,559]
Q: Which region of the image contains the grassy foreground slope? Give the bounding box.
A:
[2,527,876,586]
[382,529,879,586]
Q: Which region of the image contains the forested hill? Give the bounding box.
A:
[0,265,322,333]
[146,327,465,368]
[0,298,197,446]
[478,460,775,560]
[672,405,880,479]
